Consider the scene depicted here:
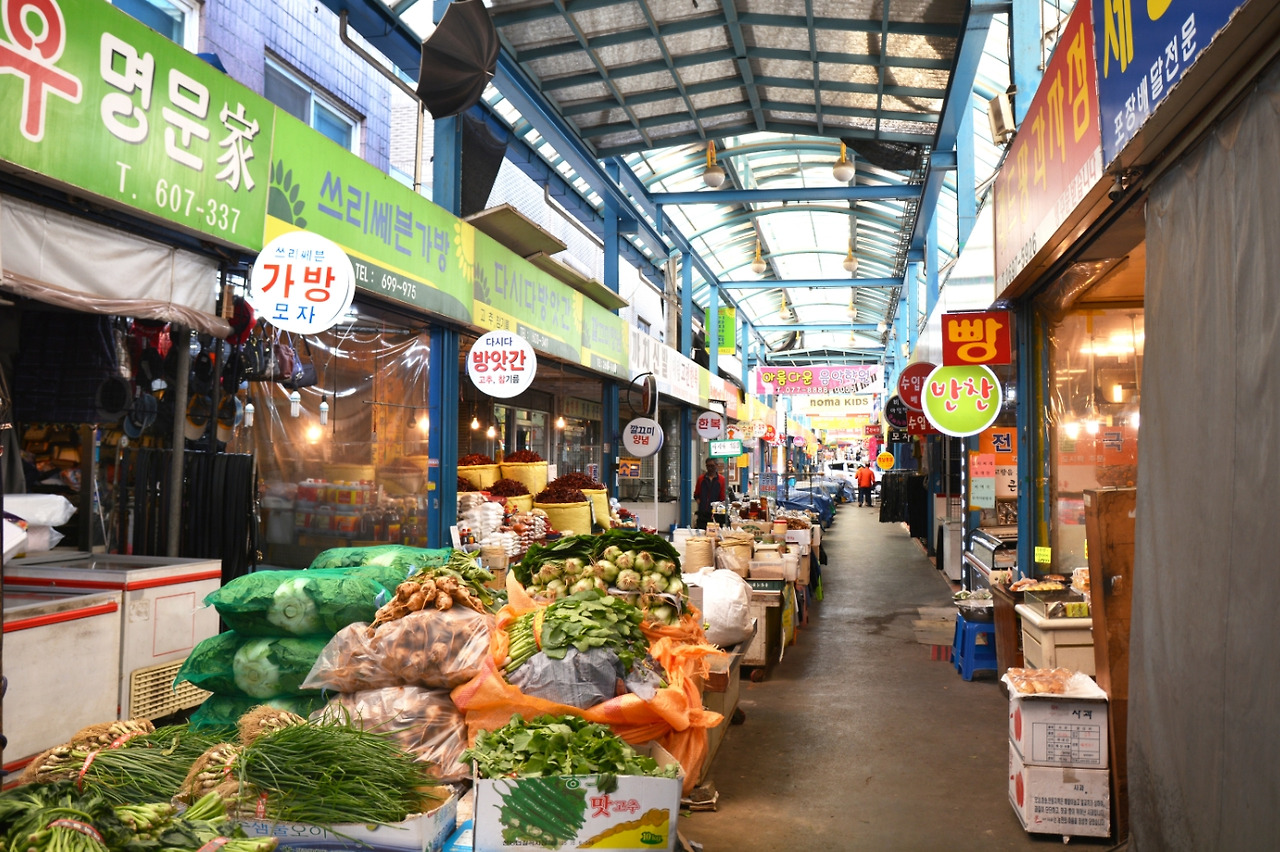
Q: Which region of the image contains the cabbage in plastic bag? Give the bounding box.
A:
[314,687,469,782]
[307,545,452,575]
[303,607,493,692]
[176,632,329,699]
[188,693,327,729]
[204,568,393,636]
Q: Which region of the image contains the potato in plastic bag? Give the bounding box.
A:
[314,687,469,782]
[302,607,494,692]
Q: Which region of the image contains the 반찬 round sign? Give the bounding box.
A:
[467,331,537,398]
[922,364,1002,437]
[248,231,356,333]
[622,417,663,458]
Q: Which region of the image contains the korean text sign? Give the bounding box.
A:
[754,364,881,396]
[1095,0,1246,166]
[993,0,1102,293]
[467,331,537,399]
[0,0,273,249]
[897,362,935,410]
[922,364,1003,437]
[248,231,355,333]
[942,311,1012,366]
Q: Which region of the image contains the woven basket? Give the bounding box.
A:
[534,500,592,535]
[580,488,609,530]
[504,494,533,514]
[458,463,500,490]
[500,461,548,494]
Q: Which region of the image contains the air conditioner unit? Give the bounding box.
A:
[987,92,1016,145]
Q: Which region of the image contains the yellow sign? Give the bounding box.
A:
[1034,546,1052,564]
[876,451,894,471]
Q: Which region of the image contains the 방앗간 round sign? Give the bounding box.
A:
[467,331,538,399]
[922,364,1002,437]
[248,231,356,333]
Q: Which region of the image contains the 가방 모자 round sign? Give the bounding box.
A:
[922,364,1002,437]
[467,330,538,399]
[248,231,356,334]
[622,417,663,458]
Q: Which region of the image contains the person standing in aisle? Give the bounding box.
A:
[694,459,726,529]
[855,462,876,508]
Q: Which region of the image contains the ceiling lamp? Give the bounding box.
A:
[843,242,859,274]
[846,295,857,318]
[876,321,887,334]
[751,239,768,275]
[832,141,856,183]
[702,140,726,188]
[779,301,793,320]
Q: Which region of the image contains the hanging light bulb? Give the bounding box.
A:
[470,414,480,430]
[289,390,301,418]
[702,140,726,188]
[832,140,856,183]
[846,294,858,318]
[1063,421,1082,440]
[485,424,497,439]
[243,401,255,428]
[876,321,887,334]
[318,396,330,426]
[843,242,859,274]
[555,415,566,429]
[418,412,430,434]
[306,424,322,442]
[750,239,767,275]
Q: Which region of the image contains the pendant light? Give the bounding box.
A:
[288,390,301,418]
[702,140,726,188]
[750,239,767,275]
[832,141,856,183]
[843,242,859,274]
[318,396,330,425]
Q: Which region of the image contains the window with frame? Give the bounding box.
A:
[264,59,360,152]
[113,0,199,50]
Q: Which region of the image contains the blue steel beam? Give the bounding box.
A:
[1010,0,1042,124]
[752,323,880,332]
[652,185,920,205]
[720,278,901,290]
[909,3,997,253]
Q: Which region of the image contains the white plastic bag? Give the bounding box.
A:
[684,567,753,648]
[4,493,76,526]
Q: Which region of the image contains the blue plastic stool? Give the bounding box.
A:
[952,613,998,681]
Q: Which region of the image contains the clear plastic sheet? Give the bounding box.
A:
[315,687,470,782]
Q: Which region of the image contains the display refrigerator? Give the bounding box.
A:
[4,553,222,721]
[3,588,124,771]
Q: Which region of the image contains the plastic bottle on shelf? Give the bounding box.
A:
[385,502,402,544]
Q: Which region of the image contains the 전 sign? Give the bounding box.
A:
[622,418,663,458]
[467,330,537,399]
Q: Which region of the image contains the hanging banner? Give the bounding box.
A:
[629,327,701,406]
[580,298,628,378]
[467,330,537,399]
[922,364,1002,437]
[897,362,936,410]
[1095,0,1248,167]
[942,311,1012,366]
[704,307,736,355]
[248,231,355,333]
[754,364,881,396]
[907,410,939,437]
[788,393,880,418]
[0,0,274,250]
[622,417,663,458]
[979,426,1019,499]
[887,429,910,443]
[993,0,1103,294]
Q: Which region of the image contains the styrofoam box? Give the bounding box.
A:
[1008,743,1110,838]
[1004,674,1109,769]
[473,746,682,852]
[238,797,457,852]
[784,528,811,548]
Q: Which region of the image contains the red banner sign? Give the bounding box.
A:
[907,411,938,436]
[942,311,1012,366]
[897,362,935,410]
[992,0,1103,294]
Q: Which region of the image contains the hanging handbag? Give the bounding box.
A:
[270,335,300,383]
[240,333,271,382]
[280,336,318,390]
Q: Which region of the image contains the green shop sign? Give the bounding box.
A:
[0,0,272,250]
[265,112,471,322]
[580,297,628,377]
[471,228,583,362]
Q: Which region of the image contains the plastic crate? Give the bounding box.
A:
[129,659,210,719]
[746,577,786,592]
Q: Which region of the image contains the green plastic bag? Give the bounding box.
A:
[307,545,452,576]
[176,631,329,699]
[188,693,327,730]
[204,567,392,636]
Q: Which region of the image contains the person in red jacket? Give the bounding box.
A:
[855,462,877,507]
[694,458,726,529]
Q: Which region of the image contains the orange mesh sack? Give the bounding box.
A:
[450,577,725,793]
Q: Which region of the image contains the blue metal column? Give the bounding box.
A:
[680,253,693,357]
[957,95,977,248]
[603,162,621,292]
[603,381,620,516]
[679,408,693,530]
[426,325,459,547]
[1011,0,1043,125]
[1014,301,1040,579]
[707,283,719,377]
[905,261,919,355]
[925,215,940,319]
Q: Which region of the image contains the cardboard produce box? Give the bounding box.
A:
[1004,673,1109,769]
[1008,743,1110,838]
[472,746,682,852]
[238,796,457,852]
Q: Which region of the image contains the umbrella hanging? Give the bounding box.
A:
[416,0,499,119]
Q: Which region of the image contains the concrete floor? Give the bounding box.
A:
[681,505,1116,852]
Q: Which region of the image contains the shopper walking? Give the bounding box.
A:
[855,462,876,507]
[694,459,726,529]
